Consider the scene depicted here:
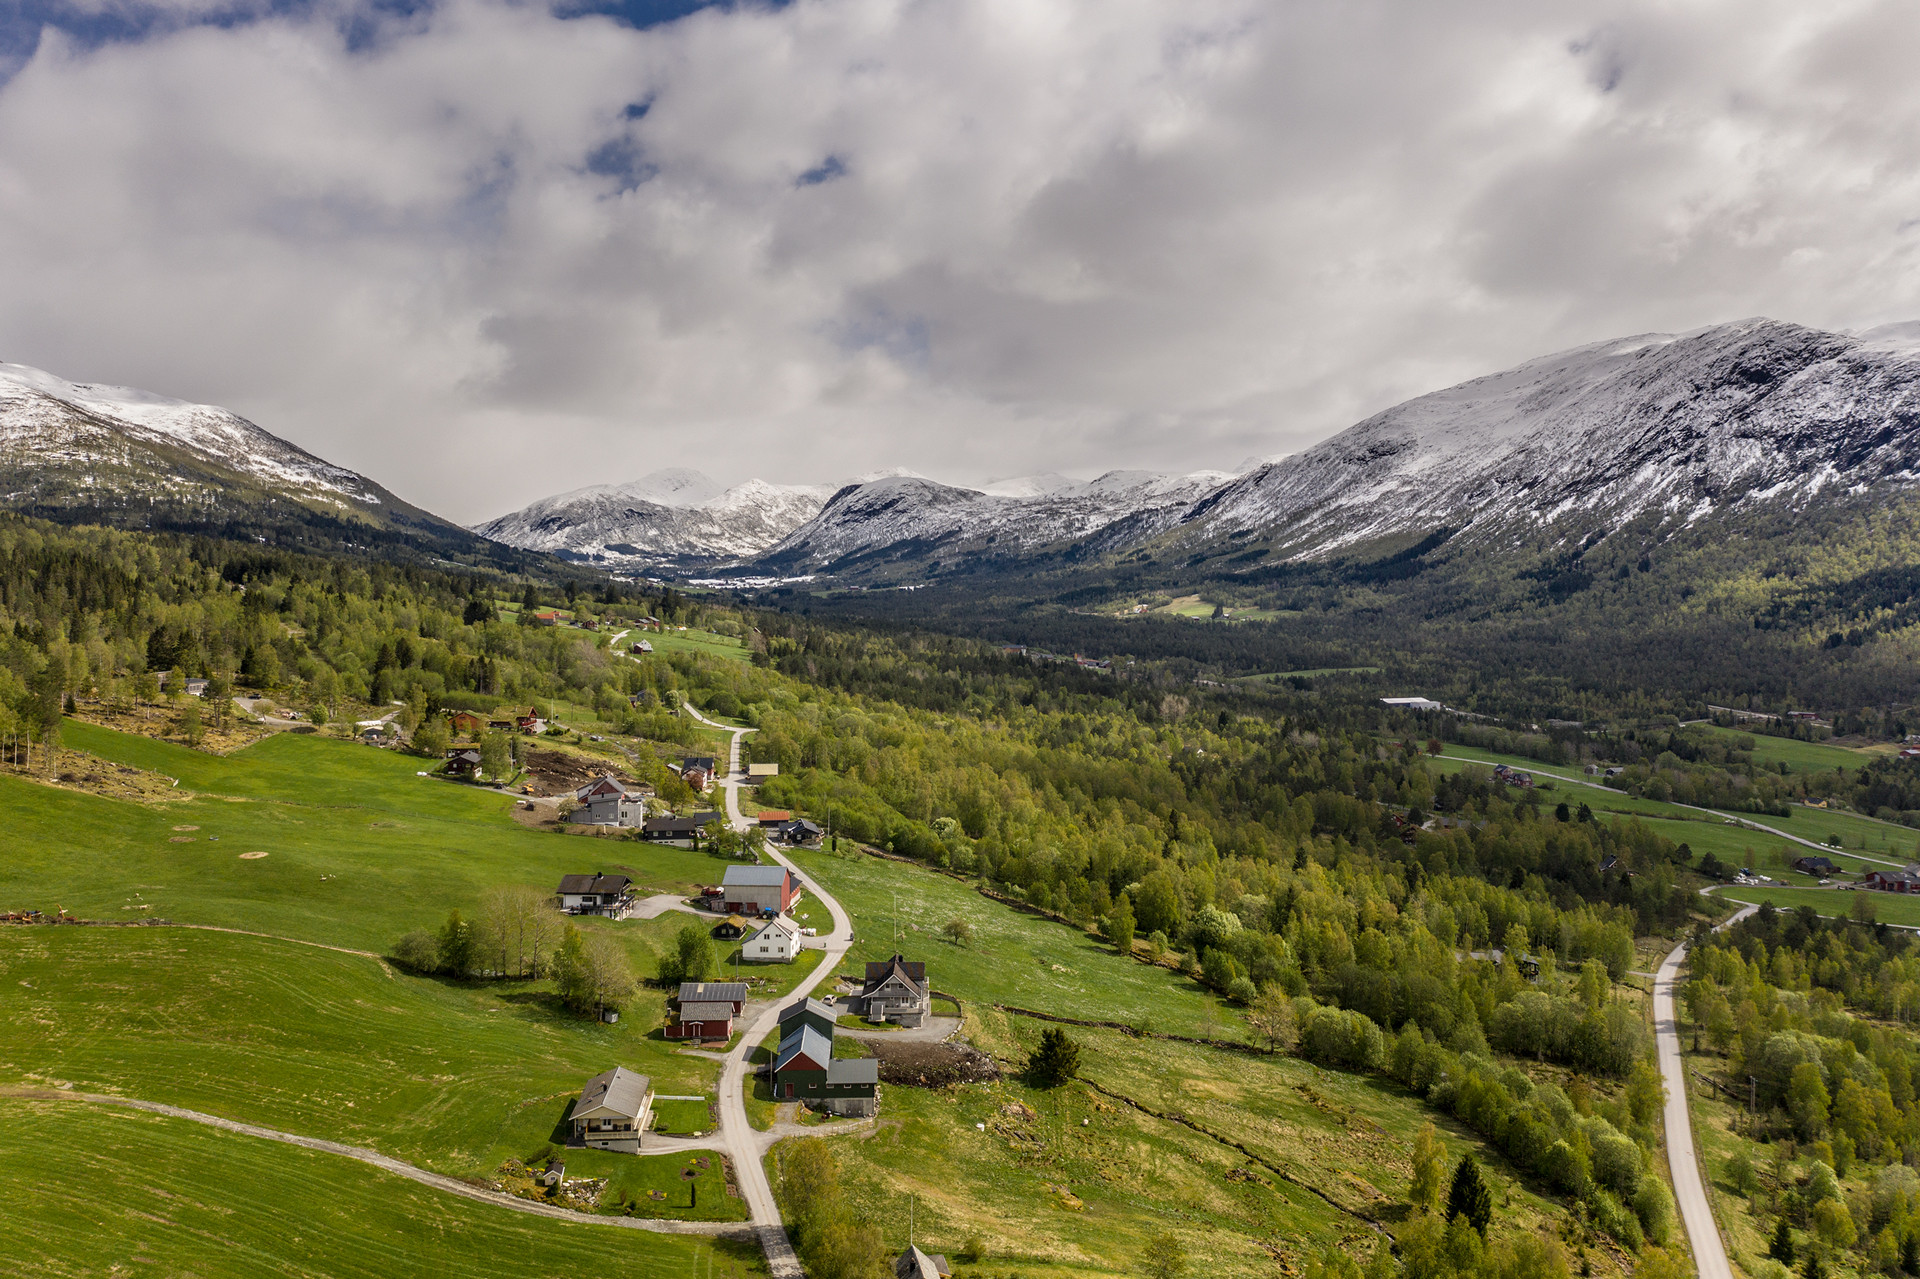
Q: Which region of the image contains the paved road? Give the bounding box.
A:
[1654,901,1758,1279]
[683,702,855,1279]
[1436,754,1906,867]
[1,1087,752,1238]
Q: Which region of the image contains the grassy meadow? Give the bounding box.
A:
[1715,884,1920,928]
[816,1009,1607,1279]
[788,845,1235,1033]
[0,1099,759,1279]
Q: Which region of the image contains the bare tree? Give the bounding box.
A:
[475,884,560,978]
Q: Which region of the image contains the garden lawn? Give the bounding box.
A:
[0,1098,762,1279]
[0,926,721,1179]
[788,847,1234,1034]
[649,1098,715,1135]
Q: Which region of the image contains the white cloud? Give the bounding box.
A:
[1,0,1918,522]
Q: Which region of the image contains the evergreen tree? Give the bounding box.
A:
[1028,1027,1081,1087]
[437,909,472,976]
[1770,1216,1796,1265]
[1804,1251,1827,1279]
[1446,1153,1493,1237]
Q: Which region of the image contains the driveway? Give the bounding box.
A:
[836,1015,961,1044]
[632,894,704,921]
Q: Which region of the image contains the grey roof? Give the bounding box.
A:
[679,981,747,1005]
[826,1057,879,1085]
[644,812,724,833]
[896,1246,951,1279]
[573,1066,651,1121]
[723,864,792,887]
[775,1025,833,1073]
[778,997,836,1028]
[682,756,717,771]
[556,873,632,896]
[678,1002,736,1022]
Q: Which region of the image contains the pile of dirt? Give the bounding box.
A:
[520,748,644,798]
[866,1040,1002,1087]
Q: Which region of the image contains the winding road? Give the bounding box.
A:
[1653,900,1759,1279]
[683,701,856,1279]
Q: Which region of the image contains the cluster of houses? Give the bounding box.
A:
[1490,763,1536,788]
[1866,865,1920,892]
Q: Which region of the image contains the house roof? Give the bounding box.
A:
[678,1002,736,1022]
[783,818,824,835]
[775,1026,833,1073]
[575,775,632,800]
[827,1057,879,1085]
[756,810,792,822]
[556,873,632,897]
[447,748,482,762]
[749,917,801,942]
[679,981,747,1005]
[896,1246,952,1279]
[723,865,793,888]
[573,1066,651,1122]
[682,756,717,771]
[778,997,836,1029]
[862,953,927,994]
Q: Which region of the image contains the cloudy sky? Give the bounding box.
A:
[3,0,1919,522]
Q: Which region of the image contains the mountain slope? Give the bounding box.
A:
[474,470,840,564]
[0,362,526,568]
[760,469,1234,572]
[743,317,1920,584]
[1176,318,1920,564]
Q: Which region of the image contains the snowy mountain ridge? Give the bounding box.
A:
[0,362,382,508]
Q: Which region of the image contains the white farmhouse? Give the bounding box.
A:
[742,915,802,963]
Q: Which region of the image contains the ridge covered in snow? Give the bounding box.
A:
[1178,317,1920,560]
[0,362,382,507]
[474,469,841,562]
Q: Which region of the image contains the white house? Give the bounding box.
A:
[1380,696,1443,712]
[568,1066,653,1154]
[743,915,802,963]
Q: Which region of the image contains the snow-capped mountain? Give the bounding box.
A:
[761,468,1235,570]
[0,362,384,510]
[474,470,841,563]
[0,361,519,565]
[1175,317,1920,561]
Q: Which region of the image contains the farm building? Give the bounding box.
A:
[720,864,800,915]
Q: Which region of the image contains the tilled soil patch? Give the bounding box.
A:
[865,1040,1001,1087]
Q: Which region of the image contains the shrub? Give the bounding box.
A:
[1300,1005,1385,1072]
[393,930,441,972]
[1634,1174,1675,1245]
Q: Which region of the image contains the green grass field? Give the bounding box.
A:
[0,1098,759,1279]
[640,628,750,663]
[787,847,1233,1033]
[1715,884,1920,927]
[8,719,737,949]
[815,1008,1593,1279]
[0,927,720,1172]
[1695,724,1878,774]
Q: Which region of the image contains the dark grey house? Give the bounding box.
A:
[853,954,930,1027]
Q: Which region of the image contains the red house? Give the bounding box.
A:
[663,981,749,1042]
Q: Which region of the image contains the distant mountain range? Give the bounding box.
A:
[0,362,526,568]
[8,316,1920,590]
